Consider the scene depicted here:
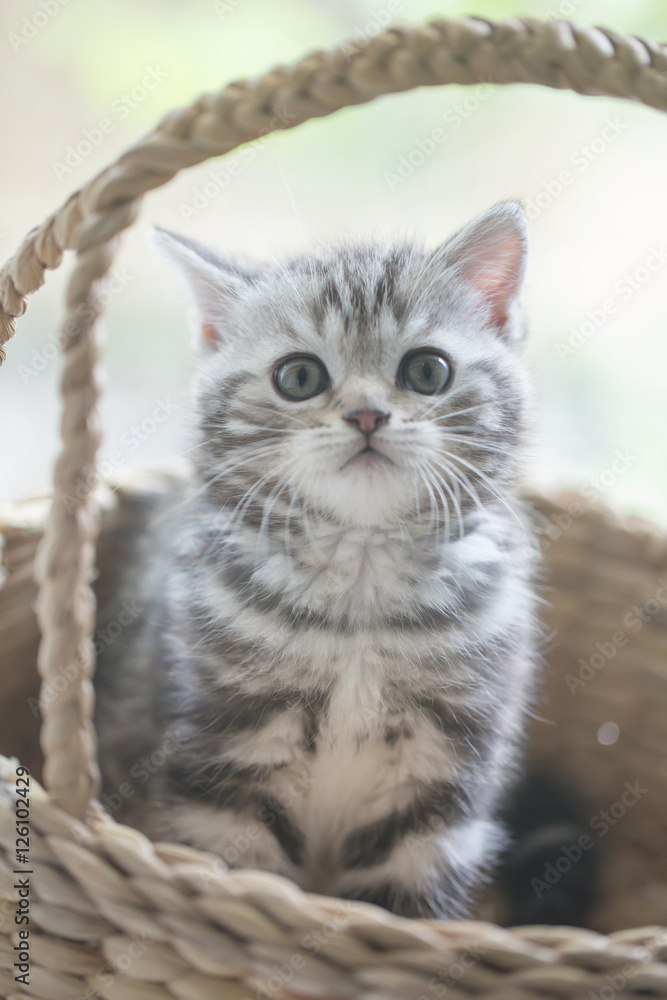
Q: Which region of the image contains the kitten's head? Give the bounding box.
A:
[155,203,529,532]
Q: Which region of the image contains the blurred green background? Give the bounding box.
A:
[2,0,667,529]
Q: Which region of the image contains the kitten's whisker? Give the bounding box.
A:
[229,473,276,529]
[422,399,486,422]
[217,450,297,534]
[229,457,296,535]
[424,459,462,542]
[436,424,500,436]
[205,441,288,479]
[149,447,287,528]
[298,499,330,569]
[438,459,485,522]
[438,429,509,455]
[173,440,208,458]
[277,156,311,267]
[192,456,281,513]
[439,448,528,538]
[227,424,290,435]
[244,402,311,428]
[417,468,440,540]
[254,477,290,564]
[420,463,451,545]
[283,482,302,568]
[203,418,289,437]
[410,469,422,530]
[430,466,455,545]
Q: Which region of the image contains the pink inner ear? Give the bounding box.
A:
[202,322,220,347]
[462,229,525,331]
[476,257,520,327]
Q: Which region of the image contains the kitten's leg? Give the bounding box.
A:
[152,799,305,881]
[149,720,313,883]
[335,818,503,919]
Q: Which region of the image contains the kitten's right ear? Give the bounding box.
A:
[150,228,261,351]
[434,202,528,343]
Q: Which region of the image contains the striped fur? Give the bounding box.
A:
[94,203,538,918]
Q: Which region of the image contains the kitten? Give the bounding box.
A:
[94,202,538,919]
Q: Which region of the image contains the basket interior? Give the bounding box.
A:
[1,469,666,933]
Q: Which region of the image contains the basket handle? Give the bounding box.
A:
[1,16,666,818]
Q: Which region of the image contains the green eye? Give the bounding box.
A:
[274,355,329,401]
[399,350,452,395]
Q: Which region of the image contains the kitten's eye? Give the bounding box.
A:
[274,355,330,401]
[398,350,452,395]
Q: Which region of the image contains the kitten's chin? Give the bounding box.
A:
[339,446,394,472]
[309,460,413,529]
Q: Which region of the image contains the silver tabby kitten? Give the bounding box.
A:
[95,202,537,919]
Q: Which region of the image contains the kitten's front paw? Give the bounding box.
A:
[334,818,502,920]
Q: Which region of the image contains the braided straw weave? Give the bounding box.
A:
[1,14,667,998]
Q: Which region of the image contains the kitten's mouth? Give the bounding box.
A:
[340,445,394,471]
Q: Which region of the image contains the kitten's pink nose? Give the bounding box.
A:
[344,409,391,435]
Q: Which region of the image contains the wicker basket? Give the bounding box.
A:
[2,15,667,999]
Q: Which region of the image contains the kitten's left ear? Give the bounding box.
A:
[437,202,528,342]
[150,228,263,351]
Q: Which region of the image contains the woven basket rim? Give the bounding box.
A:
[2,15,667,998]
